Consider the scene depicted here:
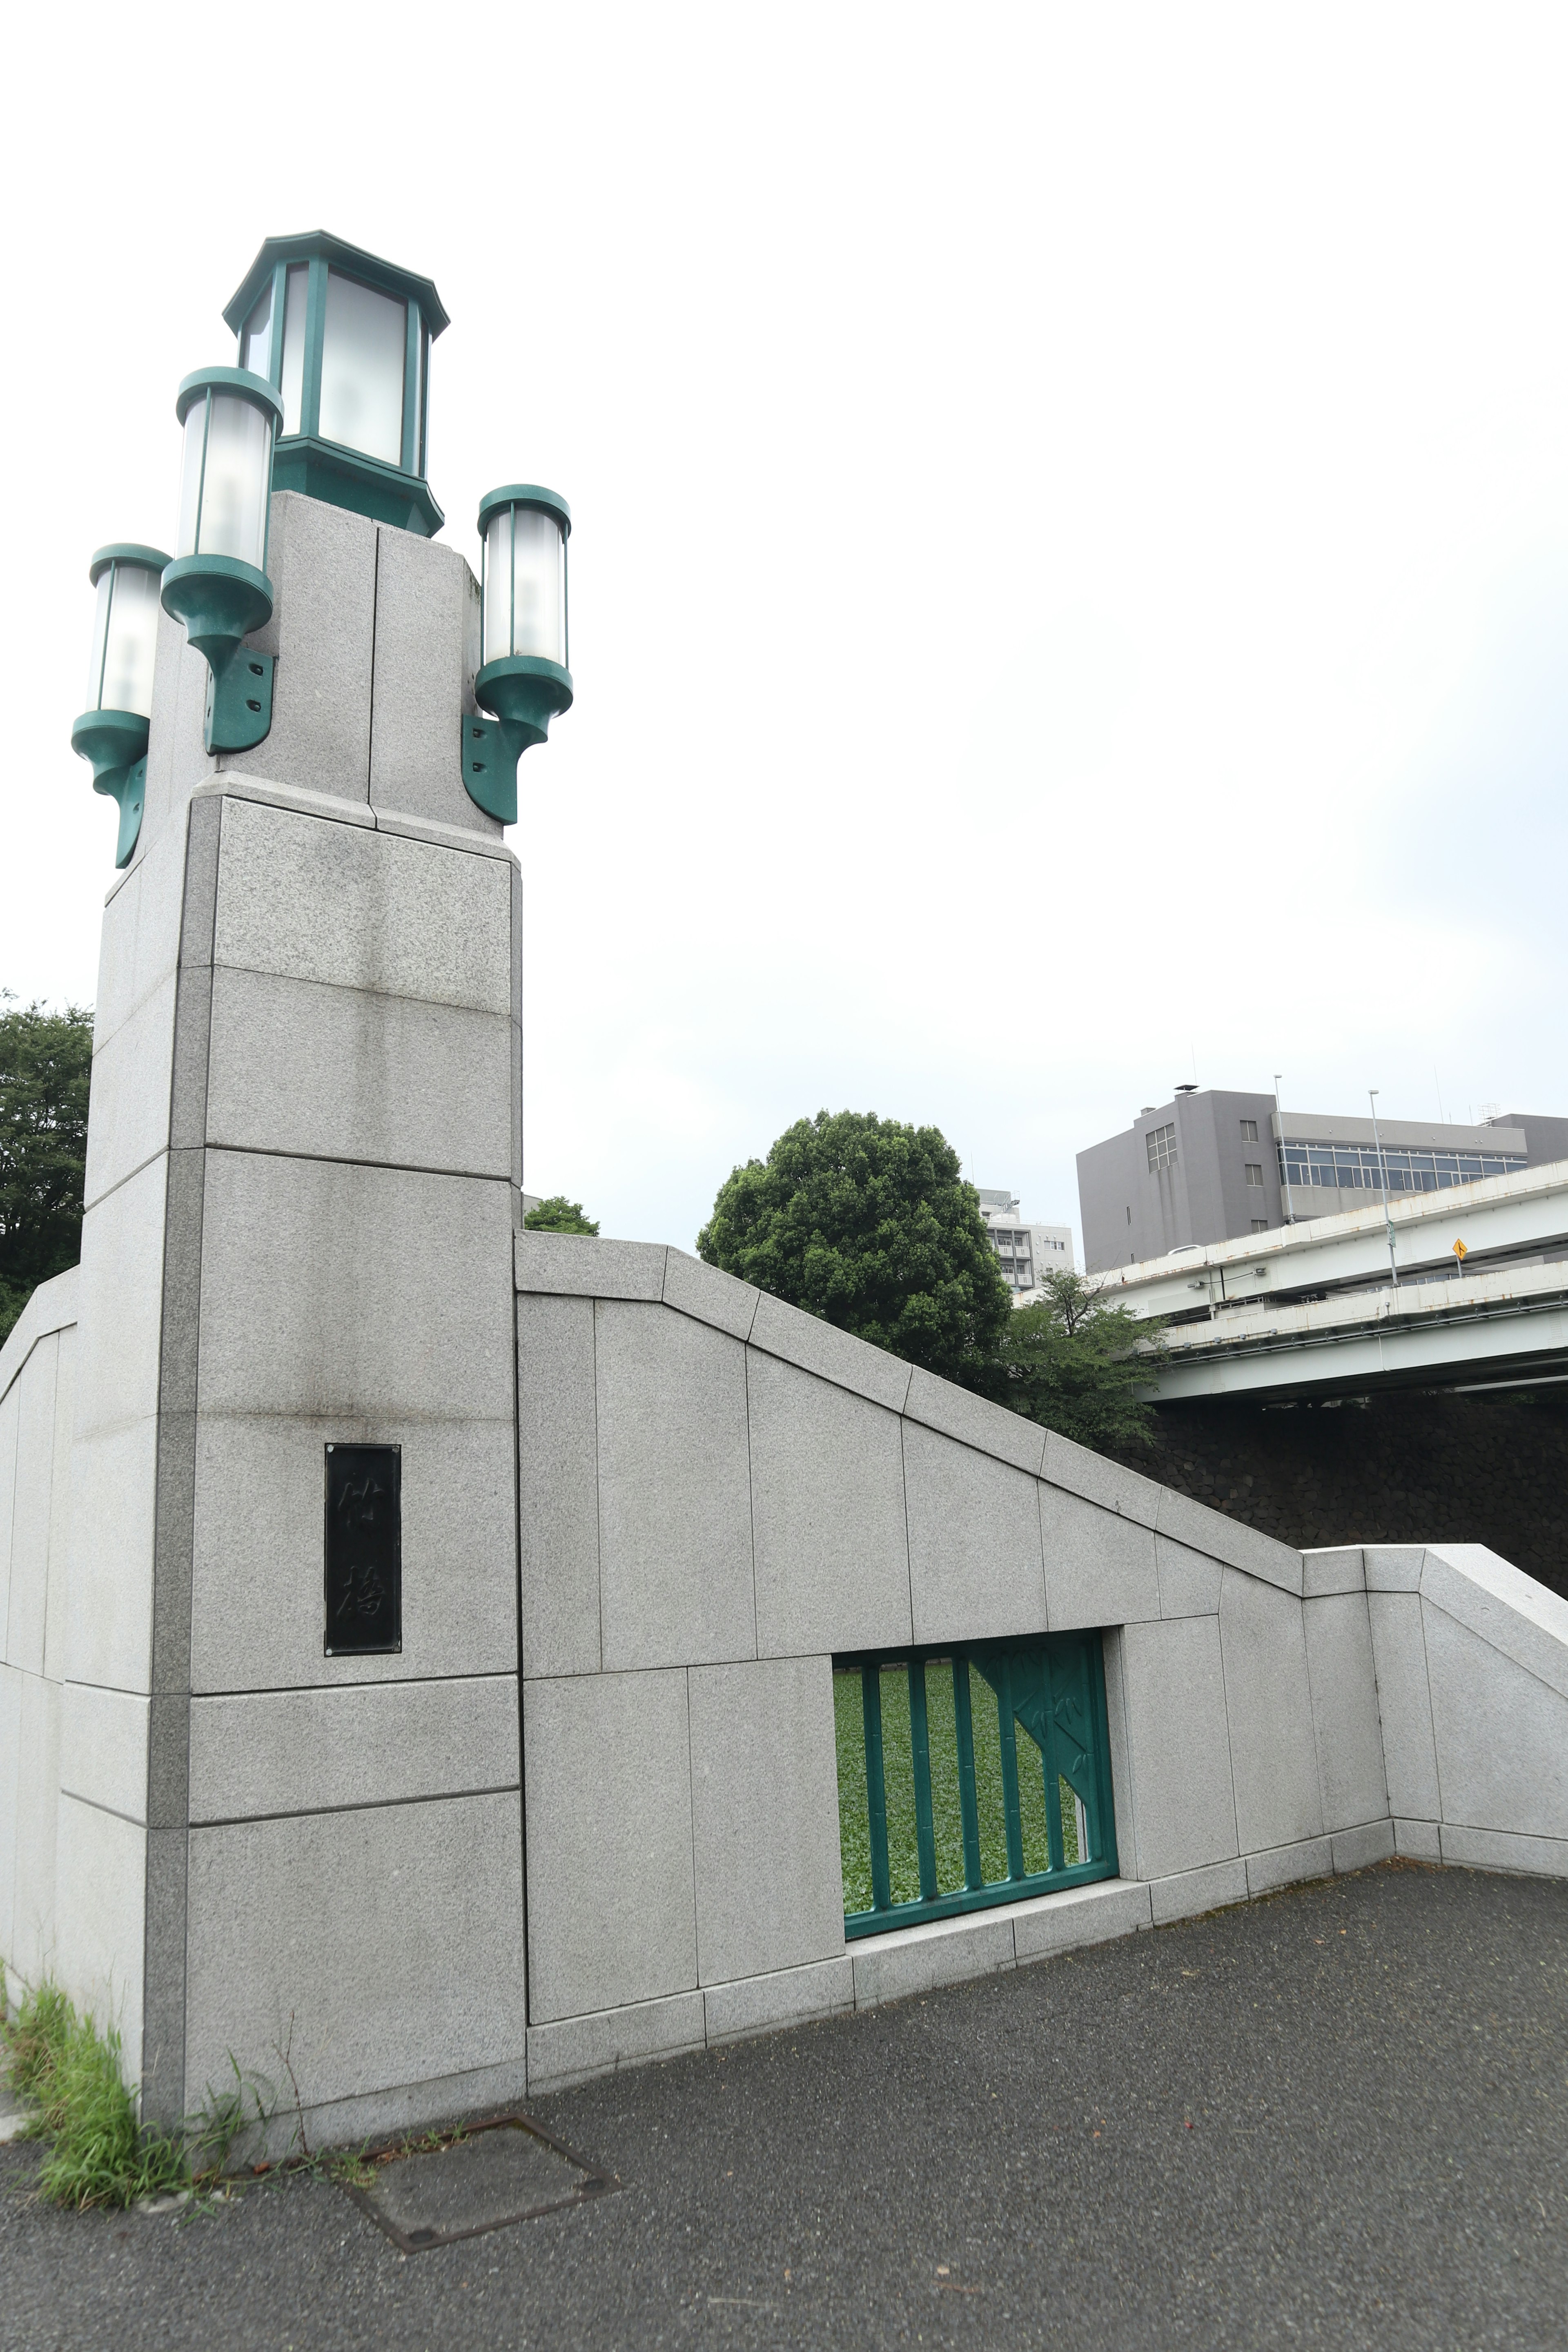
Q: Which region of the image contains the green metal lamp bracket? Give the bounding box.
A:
[69,709,150,869]
[462,655,574,824]
[107,757,149,868]
[161,552,276,757]
[460,713,522,824]
[203,645,274,754]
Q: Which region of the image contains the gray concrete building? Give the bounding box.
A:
[1077,1088,1568,1273]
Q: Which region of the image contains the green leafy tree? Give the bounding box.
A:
[0,997,94,1344]
[697,1109,1011,1389]
[997,1268,1167,1452]
[523,1194,600,1236]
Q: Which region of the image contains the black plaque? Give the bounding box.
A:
[324,1444,401,1655]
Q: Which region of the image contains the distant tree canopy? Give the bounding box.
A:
[996,1268,1167,1453]
[523,1194,601,1236]
[697,1109,1012,1391]
[0,997,94,1345]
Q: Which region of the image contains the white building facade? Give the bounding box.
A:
[976,1189,1076,1301]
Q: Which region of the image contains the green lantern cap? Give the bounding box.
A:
[223,231,449,341]
[89,543,173,585]
[175,366,285,430]
[477,484,572,539]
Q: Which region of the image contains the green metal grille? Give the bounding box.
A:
[834,1634,1118,1937]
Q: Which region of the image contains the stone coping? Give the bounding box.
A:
[514,1232,1306,1593]
[0,1265,79,1405]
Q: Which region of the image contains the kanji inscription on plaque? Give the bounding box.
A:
[324,1444,402,1656]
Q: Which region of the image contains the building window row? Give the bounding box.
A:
[1278,1144,1526,1194]
[1146,1123,1177,1172]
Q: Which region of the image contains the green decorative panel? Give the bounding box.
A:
[834,1632,1118,1937]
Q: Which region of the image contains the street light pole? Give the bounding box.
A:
[1368,1088,1399,1289]
[1274,1073,1294,1225]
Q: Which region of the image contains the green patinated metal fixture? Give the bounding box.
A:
[224,231,448,538]
[71,233,573,860]
[160,366,283,757]
[464,486,574,824]
[69,544,170,868]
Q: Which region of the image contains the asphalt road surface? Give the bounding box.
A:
[4,1861,1566,2350]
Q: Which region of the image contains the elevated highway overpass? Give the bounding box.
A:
[1100,1162,1568,1403]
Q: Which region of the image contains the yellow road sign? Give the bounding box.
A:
[1452,1238,1468,1261]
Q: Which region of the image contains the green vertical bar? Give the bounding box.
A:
[400,298,419,476]
[862,1663,891,1912]
[1089,1635,1119,1875]
[908,1660,937,1902]
[953,1655,983,1891]
[997,1656,1025,1881]
[1038,1645,1067,1875]
[268,261,287,391]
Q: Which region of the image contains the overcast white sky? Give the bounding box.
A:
[4,6,1566,1251]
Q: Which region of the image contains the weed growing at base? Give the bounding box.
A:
[1,1971,275,2210]
[2,1973,187,2208]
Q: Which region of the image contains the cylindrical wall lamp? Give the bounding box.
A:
[160,365,283,753]
[463,485,573,822]
[69,543,171,868]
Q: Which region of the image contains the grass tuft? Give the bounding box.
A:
[2,1973,188,2209]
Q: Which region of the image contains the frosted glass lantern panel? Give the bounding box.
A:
[176,394,273,572]
[239,281,273,377]
[511,509,565,662]
[86,565,160,718]
[319,271,405,465]
[482,509,512,666]
[278,265,307,437]
[486,507,566,666]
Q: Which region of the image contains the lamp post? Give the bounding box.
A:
[160,366,283,753]
[69,543,171,867]
[72,234,574,846]
[1273,1072,1294,1225]
[464,485,574,822]
[1368,1088,1399,1288]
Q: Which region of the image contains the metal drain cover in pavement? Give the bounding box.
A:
[343,2116,616,2252]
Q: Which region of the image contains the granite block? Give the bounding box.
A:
[1366,1590,1441,1821]
[595,1304,755,1671]
[517,1294,601,1679]
[688,1657,844,1985]
[188,1676,519,1822]
[903,1369,1046,1476]
[522,1669,697,2021]
[189,1413,517,1692]
[1040,1484,1160,1632]
[185,1791,527,2117]
[662,1249,760,1343]
[1303,1592,1388,1833]
[204,966,513,1177]
[214,795,511,1014]
[1218,1567,1324,1854]
[746,1350,912,1658]
[746,1292,912,1413]
[526,1993,706,2096]
[903,1422,1047,1646]
[703,1958,855,2046]
[1147,1857,1249,1925]
[1116,1616,1238,1880]
[514,1232,666,1301]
